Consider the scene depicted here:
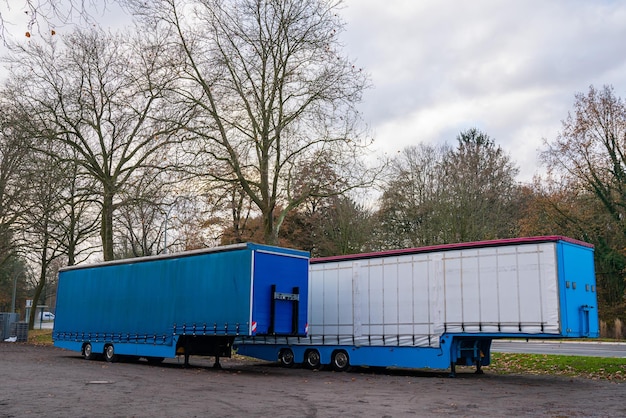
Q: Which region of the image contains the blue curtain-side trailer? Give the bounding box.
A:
[235,236,599,376]
[53,243,309,367]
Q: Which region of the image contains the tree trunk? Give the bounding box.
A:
[28,275,46,330]
[28,245,48,330]
[262,208,278,246]
[101,190,115,261]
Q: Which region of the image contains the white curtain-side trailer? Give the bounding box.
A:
[235,236,599,375]
[53,243,309,367]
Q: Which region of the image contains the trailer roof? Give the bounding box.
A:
[310,236,593,264]
[60,242,309,272]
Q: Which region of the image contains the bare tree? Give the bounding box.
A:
[542,85,626,238]
[442,128,521,242]
[2,118,101,327]
[0,253,29,314]
[58,146,101,266]
[115,165,168,257]
[0,1,116,41]
[518,175,626,311]
[204,182,256,245]
[377,130,520,249]
[376,143,450,249]
[113,161,201,257]
[312,195,373,256]
[15,142,68,328]
[5,26,186,260]
[541,84,626,311]
[0,102,32,268]
[131,0,374,245]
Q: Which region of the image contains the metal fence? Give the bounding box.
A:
[0,313,28,342]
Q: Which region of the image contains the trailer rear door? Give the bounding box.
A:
[250,250,309,336]
[558,241,599,337]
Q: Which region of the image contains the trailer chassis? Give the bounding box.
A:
[235,334,494,376]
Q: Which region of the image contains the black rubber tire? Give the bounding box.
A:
[104,344,118,363]
[304,350,321,369]
[278,348,295,368]
[83,343,97,360]
[331,350,350,372]
[146,357,165,365]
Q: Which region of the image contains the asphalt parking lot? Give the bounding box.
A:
[1,343,624,417]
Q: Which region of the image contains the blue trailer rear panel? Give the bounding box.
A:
[53,243,308,365]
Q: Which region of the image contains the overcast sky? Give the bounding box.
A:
[339,0,626,181]
[3,1,626,182]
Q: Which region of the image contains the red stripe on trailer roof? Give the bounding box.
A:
[310,236,593,264]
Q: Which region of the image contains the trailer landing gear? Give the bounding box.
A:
[449,358,484,377]
[475,359,484,375]
[176,335,233,368]
[449,362,456,378]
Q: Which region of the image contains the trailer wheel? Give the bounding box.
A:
[331,350,350,372]
[83,343,97,360]
[104,344,118,363]
[304,350,321,369]
[278,348,295,368]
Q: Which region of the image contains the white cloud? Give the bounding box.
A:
[2,0,625,183]
[340,0,626,181]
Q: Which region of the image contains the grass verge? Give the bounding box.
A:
[488,352,626,381]
[28,329,53,346]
